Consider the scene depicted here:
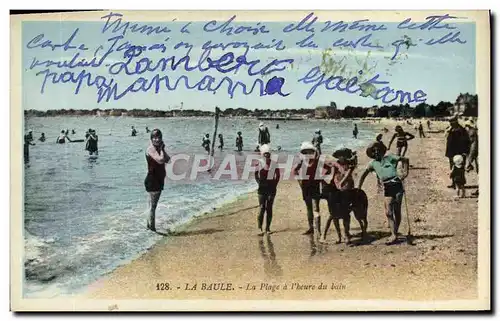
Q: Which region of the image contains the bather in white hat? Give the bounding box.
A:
[300,141,316,152]
[260,144,270,155]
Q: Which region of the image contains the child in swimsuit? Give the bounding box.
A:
[387,125,415,157]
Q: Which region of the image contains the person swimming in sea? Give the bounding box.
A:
[38,133,46,142]
[146,126,151,133]
[236,131,243,152]
[71,129,76,135]
[144,128,171,232]
[85,129,99,155]
[387,125,415,157]
[131,126,137,137]
[56,130,72,144]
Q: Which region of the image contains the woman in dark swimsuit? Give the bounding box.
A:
[145,129,170,232]
[387,125,414,157]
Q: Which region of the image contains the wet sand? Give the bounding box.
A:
[86,121,480,301]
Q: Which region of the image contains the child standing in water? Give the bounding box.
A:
[85,129,99,155]
[202,134,211,154]
[144,129,171,232]
[254,144,280,235]
[236,131,243,152]
[218,133,224,150]
[387,125,415,157]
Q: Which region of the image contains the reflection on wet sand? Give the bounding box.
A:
[258,234,282,277]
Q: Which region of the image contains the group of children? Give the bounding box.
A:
[253,129,410,245]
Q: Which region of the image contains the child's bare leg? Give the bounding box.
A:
[401,145,408,157]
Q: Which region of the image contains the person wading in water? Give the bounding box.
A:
[144,129,171,232]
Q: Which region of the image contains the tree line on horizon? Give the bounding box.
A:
[24,93,478,119]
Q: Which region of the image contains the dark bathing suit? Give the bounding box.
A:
[144,151,166,192]
[396,133,408,148]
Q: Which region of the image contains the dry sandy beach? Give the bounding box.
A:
[87,122,479,301]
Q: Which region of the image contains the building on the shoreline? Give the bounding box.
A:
[366,106,379,117]
[451,93,478,116]
[315,102,340,119]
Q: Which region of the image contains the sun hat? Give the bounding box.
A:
[315,129,321,133]
[300,141,316,153]
[453,154,464,168]
[260,144,270,155]
[333,148,353,159]
[366,141,387,159]
[259,122,264,128]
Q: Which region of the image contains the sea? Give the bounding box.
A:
[23,116,377,298]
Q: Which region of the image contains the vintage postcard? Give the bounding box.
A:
[10,10,490,311]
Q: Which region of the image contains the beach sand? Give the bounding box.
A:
[86,121,479,301]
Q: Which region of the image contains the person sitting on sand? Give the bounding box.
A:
[450,155,466,199]
[202,134,211,154]
[293,142,325,236]
[236,131,243,152]
[56,130,72,144]
[131,126,137,137]
[218,133,224,150]
[312,129,323,155]
[321,148,356,244]
[38,133,46,142]
[387,125,415,157]
[144,129,171,232]
[254,144,280,235]
[358,141,409,244]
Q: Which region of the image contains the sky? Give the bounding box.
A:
[21,12,476,111]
